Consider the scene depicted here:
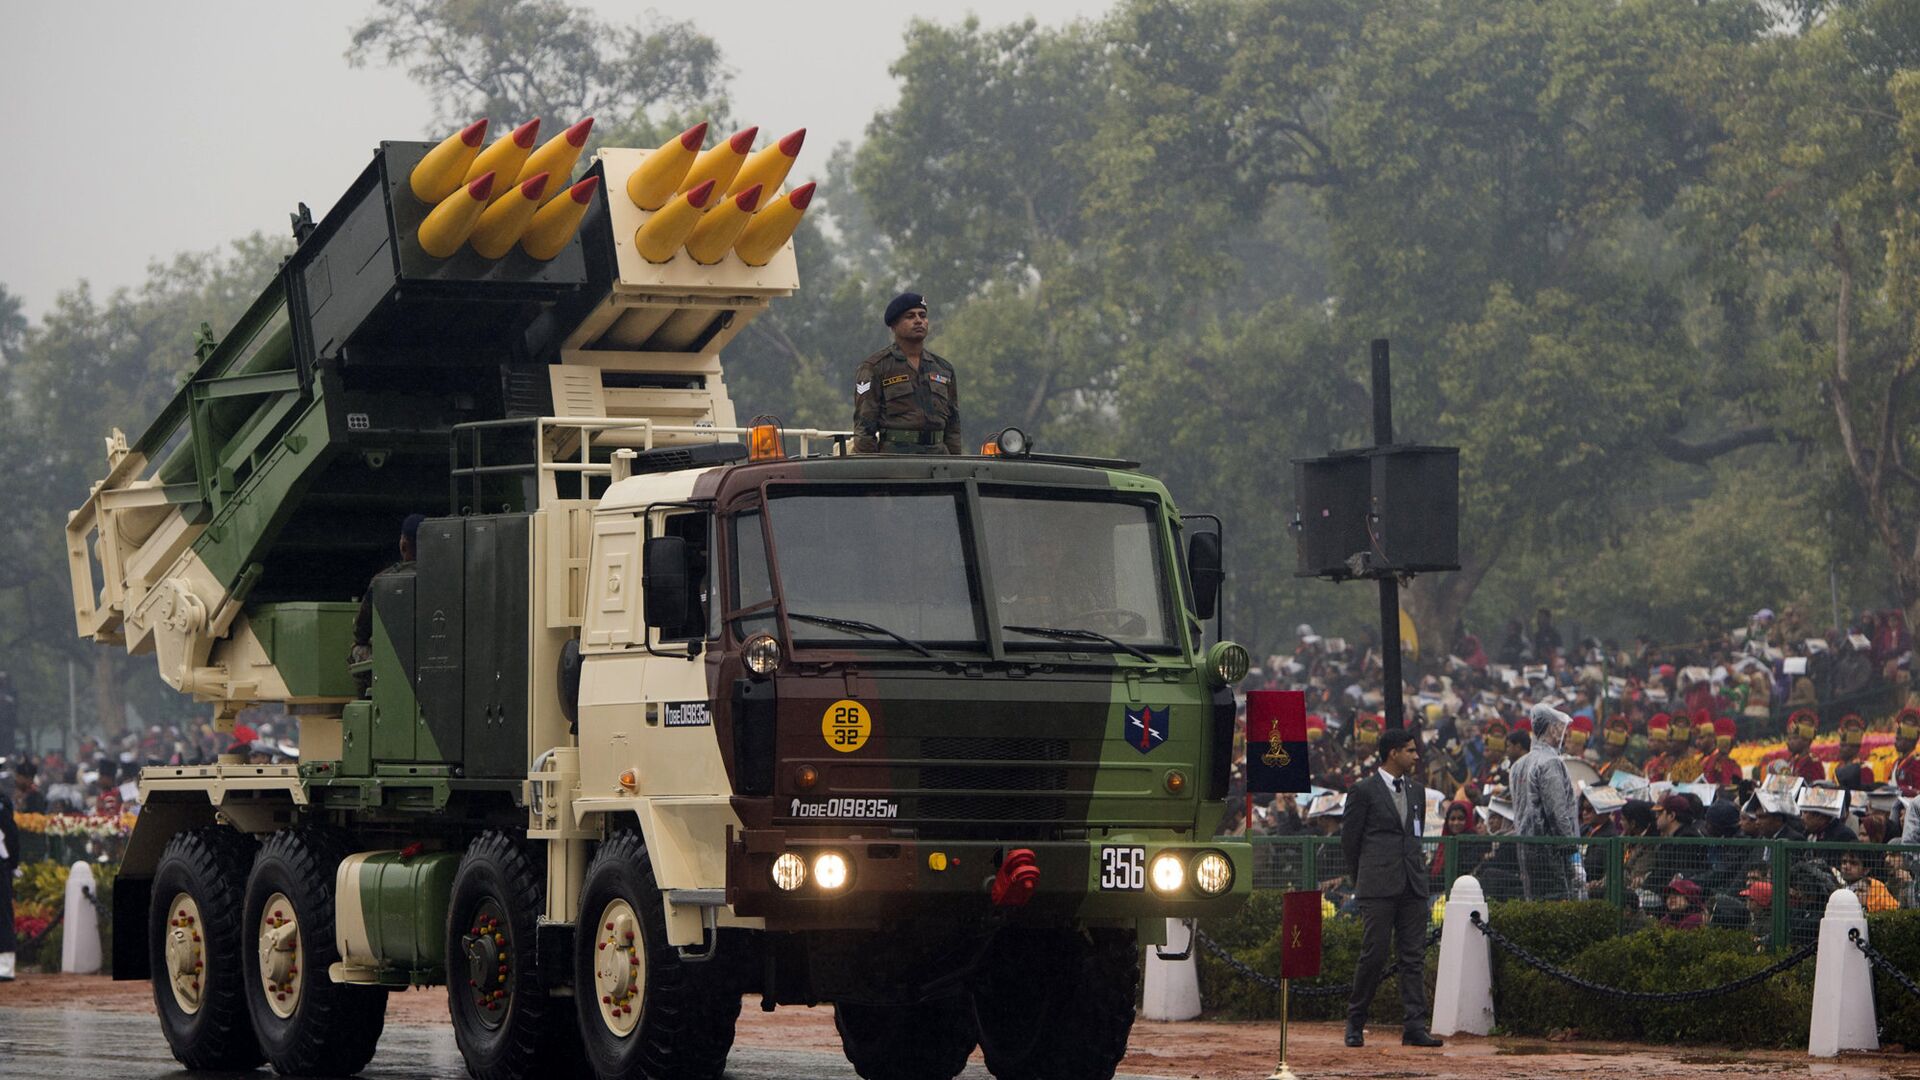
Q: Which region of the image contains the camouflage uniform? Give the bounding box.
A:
[852,345,961,455]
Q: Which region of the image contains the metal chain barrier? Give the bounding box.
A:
[1467,911,1815,1002]
[1194,923,1444,998]
[1850,928,1920,1003]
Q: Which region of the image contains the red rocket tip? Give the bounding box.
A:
[787,182,816,210]
[568,176,601,204]
[777,129,806,157]
[520,172,551,200]
[685,178,717,208]
[460,119,489,146]
[679,121,709,151]
[564,117,594,147]
[733,184,764,212]
[512,119,541,148]
[727,127,759,154]
[468,172,496,200]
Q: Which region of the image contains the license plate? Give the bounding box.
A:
[1098,846,1146,892]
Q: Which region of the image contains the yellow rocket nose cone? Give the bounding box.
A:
[516,117,594,204]
[685,184,764,265]
[418,172,495,258]
[409,118,488,203]
[520,176,599,261]
[469,172,549,259]
[466,118,541,202]
[679,126,756,201]
[728,128,804,199]
[634,179,717,263]
[734,182,814,267]
[626,120,707,211]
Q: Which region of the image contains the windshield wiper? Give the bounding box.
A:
[1002,624,1156,664]
[787,611,937,658]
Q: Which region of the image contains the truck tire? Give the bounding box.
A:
[149,827,266,1071]
[833,998,977,1080]
[448,830,583,1080]
[971,928,1139,1080]
[573,830,739,1080]
[241,827,389,1076]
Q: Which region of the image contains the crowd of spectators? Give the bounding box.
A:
[1225,605,1920,943]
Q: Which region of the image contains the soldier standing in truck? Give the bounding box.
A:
[852,291,962,454]
[349,512,422,693]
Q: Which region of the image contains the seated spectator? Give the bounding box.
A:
[1740,881,1774,950]
[1659,875,1706,929]
[1838,849,1898,913]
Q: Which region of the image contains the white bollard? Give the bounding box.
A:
[61,862,102,975]
[1141,917,1202,1021]
[1431,874,1494,1037]
[1809,887,1877,1057]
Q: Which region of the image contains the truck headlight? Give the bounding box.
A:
[1206,641,1251,686]
[744,633,782,676]
[1149,852,1185,895]
[771,853,807,891]
[813,852,851,891]
[1193,851,1234,896]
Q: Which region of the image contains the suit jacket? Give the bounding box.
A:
[1341,772,1430,900]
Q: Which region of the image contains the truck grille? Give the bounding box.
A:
[912,736,1075,825]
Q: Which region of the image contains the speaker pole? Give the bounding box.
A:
[1371,338,1405,731]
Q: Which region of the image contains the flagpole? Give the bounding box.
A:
[1267,976,1298,1080]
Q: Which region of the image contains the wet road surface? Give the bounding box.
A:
[0,1006,1182,1080]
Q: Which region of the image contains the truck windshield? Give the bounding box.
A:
[981,493,1176,650]
[731,487,1179,656]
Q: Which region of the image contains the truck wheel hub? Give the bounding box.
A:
[163,893,206,1015]
[590,899,643,1036]
[257,892,304,1019]
[461,902,512,1026]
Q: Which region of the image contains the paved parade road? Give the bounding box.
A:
[0,1006,1182,1080]
[8,978,1920,1080]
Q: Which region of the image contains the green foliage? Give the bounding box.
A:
[1196,902,1437,1022]
[346,0,724,141]
[1867,908,1920,1049]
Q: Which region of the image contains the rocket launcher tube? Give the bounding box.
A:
[728,128,805,199]
[516,117,593,204]
[520,176,599,261]
[465,119,541,201]
[419,172,495,258]
[409,119,488,203]
[684,184,763,264]
[634,179,716,263]
[733,182,814,266]
[626,121,707,211]
[469,173,550,258]
[679,127,756,200]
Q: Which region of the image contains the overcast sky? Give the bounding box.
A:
[0,0,1104,318]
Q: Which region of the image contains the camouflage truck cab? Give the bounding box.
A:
[68,120,1252,1080]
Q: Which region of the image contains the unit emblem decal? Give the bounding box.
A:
[1125,705,1168,755]
[822,699,872,752]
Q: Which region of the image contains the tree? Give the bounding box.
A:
[347,0,725,142]
[0,237,288,744]
[1685,0,1920,626]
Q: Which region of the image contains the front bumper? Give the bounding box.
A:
[728,831,1251,927]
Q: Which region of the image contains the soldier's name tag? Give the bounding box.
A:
[1098,846,1146,891]
[881,374,911,387]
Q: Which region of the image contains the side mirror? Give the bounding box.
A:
[556,638,582,733]
[1187,531,1223,621]
[643,536,691,630]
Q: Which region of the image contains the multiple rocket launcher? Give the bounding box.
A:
[407,117,816,268]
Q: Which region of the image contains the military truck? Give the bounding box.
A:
[65,119,1254,1080]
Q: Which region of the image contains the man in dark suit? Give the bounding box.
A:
[1341,726,1443,1047]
